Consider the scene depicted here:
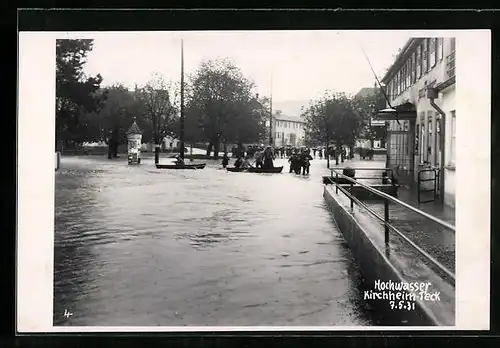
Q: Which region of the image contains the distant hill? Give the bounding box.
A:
[272,100,311,117]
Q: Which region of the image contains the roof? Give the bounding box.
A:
[273,113,304,123]
[355,87,378,99]
[126,120,142,135]
[381,38,425,83]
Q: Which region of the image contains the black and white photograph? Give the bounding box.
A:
[17,27,490,331]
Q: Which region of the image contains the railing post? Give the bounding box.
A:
[384,197,389,246]
[350,182,354,210]
[382,171,388,185]
[335,173,338,194]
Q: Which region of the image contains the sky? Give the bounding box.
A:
[81,30,411,114]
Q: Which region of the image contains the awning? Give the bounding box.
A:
[375,102,417,121]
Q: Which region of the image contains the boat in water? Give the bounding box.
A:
[226,166,283,173]
[156,163,206,170]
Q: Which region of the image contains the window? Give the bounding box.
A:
[411,53,416,84]
[420,116,426,163]
[416,45,422,78]
[415,124,420,156]
[436,38,443,61]
[402,65,406,90]
[450,37,456,52]
[450,110,456,165]
[403,63,408,91]
[422,39,428,73]
[406,62,410,89]
[399,70,403,94]
[430,38,436,68]
[394,72,397,95]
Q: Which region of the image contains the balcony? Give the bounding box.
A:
[446,50,455,79]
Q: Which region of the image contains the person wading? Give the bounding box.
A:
[255,149,264,168]
[262,146,275,169]
[301,149,313,175]
[222,153,230,168]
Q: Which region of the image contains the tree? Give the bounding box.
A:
[56,39,105,149]
[135,73,179,147]
[354,87,387,148]
[185,59,263,159]
[88,84,147,157]
[303,92,363,167]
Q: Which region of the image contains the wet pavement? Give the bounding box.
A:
[326,156,455,277]
[54,154,385,327]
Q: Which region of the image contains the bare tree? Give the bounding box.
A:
[135,73,180,147]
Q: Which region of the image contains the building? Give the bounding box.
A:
[377,37,456,207]
[271,110,305,147]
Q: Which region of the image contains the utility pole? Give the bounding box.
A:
[269,72,273,146]
[179,39,185,161]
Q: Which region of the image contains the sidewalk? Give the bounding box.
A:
[320,154,456,275]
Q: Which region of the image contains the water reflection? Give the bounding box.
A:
[54,156,379,326]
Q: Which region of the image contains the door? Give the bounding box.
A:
[387,120,415,186]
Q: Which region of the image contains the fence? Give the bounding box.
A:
[327,169,455,284]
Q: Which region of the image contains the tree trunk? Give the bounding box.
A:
[237,141,243,158]
[113,143,118,158]
[213,139,220,160]
[326,140,330,169]
[206,142,213,157]
[154,135,160,164]
[335,144,340,165]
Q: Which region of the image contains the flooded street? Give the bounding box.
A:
[54,154,380,327]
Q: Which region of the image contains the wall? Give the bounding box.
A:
[322,186,455,326]
[274,118,305,147]
[384,38,456,207]
[441,86,456,207]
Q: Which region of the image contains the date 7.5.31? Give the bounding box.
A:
[389,301,416,311]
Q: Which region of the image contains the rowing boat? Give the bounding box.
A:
[156,163,206,170]
[226,166,283,173]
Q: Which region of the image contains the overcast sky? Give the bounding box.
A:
[81,31,411,108]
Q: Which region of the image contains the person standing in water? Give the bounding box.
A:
[222,153,229,168]
[262,146,275,169]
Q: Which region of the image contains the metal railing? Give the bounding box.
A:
[329,167,394,184]
[327,169,456,284]
[417,168,440,203]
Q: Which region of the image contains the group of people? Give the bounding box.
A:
[223,146,317,175]
[229,146,276,169]
[288,149,313,175]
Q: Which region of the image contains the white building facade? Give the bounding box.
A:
[379,37,456,207]
[272,112,305,147]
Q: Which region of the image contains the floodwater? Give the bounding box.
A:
[54,154,384,327]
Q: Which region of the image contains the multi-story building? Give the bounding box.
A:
[271,111,305,147]
[377,37,456,207]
